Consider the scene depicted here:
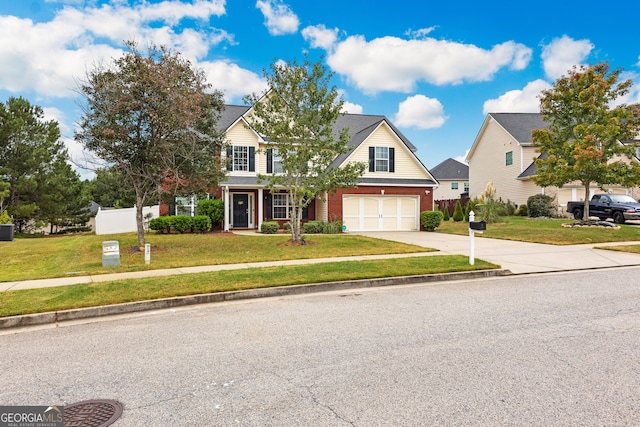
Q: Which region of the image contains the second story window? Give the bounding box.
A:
[267,148,283,174]
[451,182,459,190]
[228,146,255,172]
[505,151,513,166]
[369,146,395,173]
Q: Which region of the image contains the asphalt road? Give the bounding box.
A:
[2,267,640,426]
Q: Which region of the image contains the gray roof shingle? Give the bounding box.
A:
[490,113,549,144]
[430,158,468,180]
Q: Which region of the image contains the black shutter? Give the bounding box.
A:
[389,147,395,173]
[302,205,309,219]
[265,193,272,220]
[249,147,255,172]
[226,147,233,171]
[369,147,375,172]
[267,149,273,174]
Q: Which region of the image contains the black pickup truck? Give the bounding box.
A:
[566,194,640,223]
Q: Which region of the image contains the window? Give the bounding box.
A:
[451,182,459,190]
[267,148,283,174]
[272,194,288,219]
[228,146,255,172]
[505,151,513,166]
[464,182,469,192]
[368,147,395,172]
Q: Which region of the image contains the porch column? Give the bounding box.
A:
[224,186,230,232]
[258,188,264,230]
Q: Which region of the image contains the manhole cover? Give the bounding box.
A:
[64,399,123,427]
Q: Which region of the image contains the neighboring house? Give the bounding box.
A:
[209,104,438,232]
[430,158,469,200]
[466,113,640,213]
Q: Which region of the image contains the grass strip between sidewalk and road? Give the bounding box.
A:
[0,255,497,317]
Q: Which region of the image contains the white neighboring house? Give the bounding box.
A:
[430,158,469,200]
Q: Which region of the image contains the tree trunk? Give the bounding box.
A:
[136,196,145,247]
[583,182,590,220]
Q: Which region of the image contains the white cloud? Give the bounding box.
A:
[326,35,532,94]
[455,149,470,165]
[302,25,339,50]
[483,79,551,114]
[340,102,363,114]
[255,0,299,36]
[394,94,447,129]
[404,27,437,39]
[200,61,268,103]
[541,35,593,80]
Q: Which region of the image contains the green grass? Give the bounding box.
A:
[0,232,434,282]
[0,256,497,317]
[437,216,640,245]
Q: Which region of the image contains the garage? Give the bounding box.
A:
[342,195,419,231]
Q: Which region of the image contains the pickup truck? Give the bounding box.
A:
[566,194,640,223]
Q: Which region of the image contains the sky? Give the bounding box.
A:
[2,0,640,179]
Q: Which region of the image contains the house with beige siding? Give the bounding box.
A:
[467,113,640,214]
[209,104,438,232]
[430,158,469,200]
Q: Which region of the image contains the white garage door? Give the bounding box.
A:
[342,195,419,231]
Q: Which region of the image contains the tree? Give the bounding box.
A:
[532,62,640,220]
[0,97,85,233]
[88,166,137,208]
[76,42,227,246]
[244,56,367,242]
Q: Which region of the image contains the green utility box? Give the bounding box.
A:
[102,240,120,267]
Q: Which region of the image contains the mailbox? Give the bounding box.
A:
[469,220,486,231]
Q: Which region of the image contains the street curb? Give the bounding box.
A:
[0,269,511,330]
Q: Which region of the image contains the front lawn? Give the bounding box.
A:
[0,232,434,282]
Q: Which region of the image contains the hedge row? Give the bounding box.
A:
[149,215,212,234]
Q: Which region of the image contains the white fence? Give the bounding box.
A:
[94,205,160,235]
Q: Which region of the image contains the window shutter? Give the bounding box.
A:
[267,149,273,174]
[265,193,272,220]
[226,147,233,171]
[249,147,255,172]
[369,147,375,172]
[389,147,395,173]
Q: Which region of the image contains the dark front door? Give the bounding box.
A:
[233,194,249,228]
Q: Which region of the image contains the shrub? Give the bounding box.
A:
[261,221,279,234]
[303,221,322,234]
[196,199,224,227]
[464,199,475,222]
[170,215,193,233]
[516,204,528,216]
[527,194,555,217]
[421,210,444,231]
[504,199,517,216]
[442,206,450,221]
[193,215,212,233]
[322,220,342,234]
[0,210,12,224]
[476,182,503,223]
[149,216,171,233]
[452,200,464,222]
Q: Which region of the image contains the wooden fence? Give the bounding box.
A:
[435,198,470,216]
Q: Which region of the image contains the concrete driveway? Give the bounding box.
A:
[357,231,640,274]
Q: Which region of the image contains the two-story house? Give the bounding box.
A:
[467,113,640,213]
[214,104,438,232]
[430,158,469,200]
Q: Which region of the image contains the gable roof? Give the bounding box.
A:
[489,113,549,145]
[216,105,251,132]
[430,158,468,180]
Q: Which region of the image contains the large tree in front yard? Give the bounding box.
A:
[76,42,227,246]
[532,62,640,220]
[244,57,367,242]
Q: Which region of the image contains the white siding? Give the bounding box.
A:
[225,121,261,176]
[433,179,468,200]
[346,122,432,180]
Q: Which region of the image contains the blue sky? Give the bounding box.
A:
[2,0,640,178]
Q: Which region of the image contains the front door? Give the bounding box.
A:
[232,194,249,228]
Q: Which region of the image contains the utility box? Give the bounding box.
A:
[102,240,120,267]
[0,224,14,241]
[469,220,487,231]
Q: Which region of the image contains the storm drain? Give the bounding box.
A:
[64,399,123,426]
